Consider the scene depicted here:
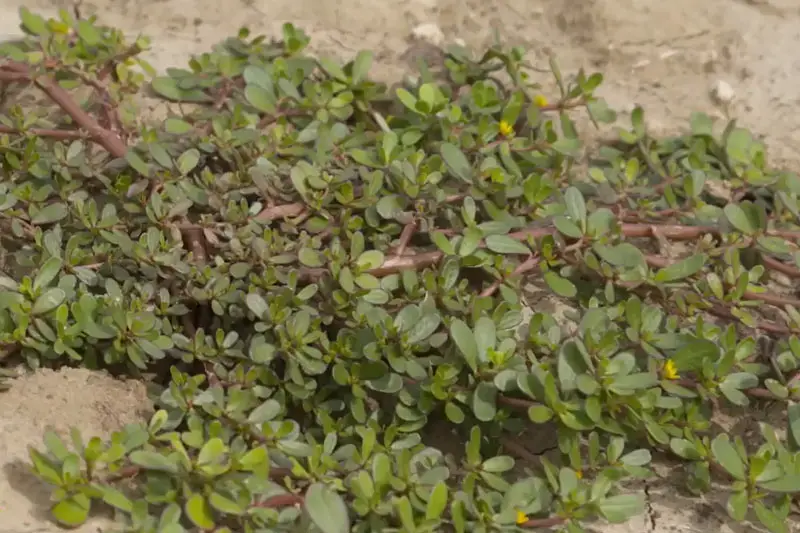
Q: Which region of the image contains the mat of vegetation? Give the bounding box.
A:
[1,7,799,533]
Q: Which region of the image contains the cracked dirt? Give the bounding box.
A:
[1,0,800,531]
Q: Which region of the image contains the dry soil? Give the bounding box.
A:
[1,0,799,531]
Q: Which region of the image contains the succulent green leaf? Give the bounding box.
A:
[305,483,350,533]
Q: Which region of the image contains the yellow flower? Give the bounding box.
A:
[498,120,514,137]
[575,469,583,479]
[533,94,549,108]
[662,359,679,380]
[516,510,529,525]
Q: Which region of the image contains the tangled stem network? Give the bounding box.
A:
[1,6,800,533]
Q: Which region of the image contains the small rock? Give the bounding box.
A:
[410,23,445,48]
[710,79,735,105]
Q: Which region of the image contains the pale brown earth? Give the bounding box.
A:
[1,0,800,531]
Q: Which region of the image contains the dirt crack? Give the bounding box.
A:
[644,480,657,532]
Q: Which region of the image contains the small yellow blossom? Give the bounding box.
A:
[516,510,529,525]
[575,469,583,479]
[533,94,549,108]
[662,359,679,380]
[498,120,514,137]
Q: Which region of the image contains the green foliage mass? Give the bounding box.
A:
[2,7,800,533]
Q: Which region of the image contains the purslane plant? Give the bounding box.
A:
[0,7,799,533]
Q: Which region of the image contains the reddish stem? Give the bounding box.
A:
[520,515,566,528]
[762,255,800,279]
[394,221,417,257]
[256,493,304,508]
[1,61,127,157]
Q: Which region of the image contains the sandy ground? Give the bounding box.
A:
[1,0,799,531]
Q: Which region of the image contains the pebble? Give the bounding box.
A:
[710,79,736,105]
[410,22,445,48]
